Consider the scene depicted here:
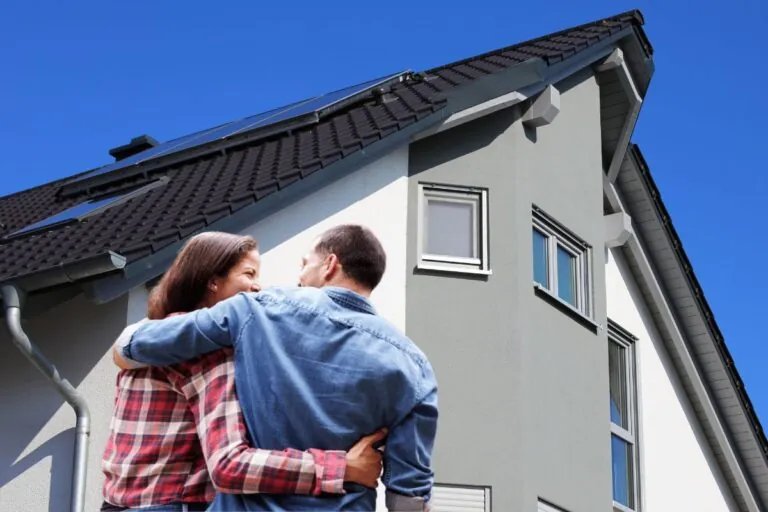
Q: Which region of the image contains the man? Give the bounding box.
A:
[117,224,438,511]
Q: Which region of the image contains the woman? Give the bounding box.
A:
[102,232,384,511]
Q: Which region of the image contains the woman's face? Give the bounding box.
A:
[206,250,262,306]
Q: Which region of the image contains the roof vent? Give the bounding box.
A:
[108,135,159,162]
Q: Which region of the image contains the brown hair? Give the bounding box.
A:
[147,232,258,319]
[315,224,386,291]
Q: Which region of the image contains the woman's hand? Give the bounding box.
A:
[344,428,388,488]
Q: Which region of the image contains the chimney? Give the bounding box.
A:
[109,135,159,161]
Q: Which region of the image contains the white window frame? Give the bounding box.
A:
[417,183,490,276]
[608,320,641,512]
[532,205,592,317]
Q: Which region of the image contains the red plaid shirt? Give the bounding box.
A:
[102,347,346,508]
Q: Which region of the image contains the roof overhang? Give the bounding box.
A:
[413,24,649,143]
[606,147,768,511]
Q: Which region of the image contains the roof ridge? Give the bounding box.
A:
[425,9,645,75]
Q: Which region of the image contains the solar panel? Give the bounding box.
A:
[8,196,119,237]
[68,71,405,188]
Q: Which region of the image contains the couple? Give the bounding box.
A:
[102,224,438,511]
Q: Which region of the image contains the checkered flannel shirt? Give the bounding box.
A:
[102,347,346,508]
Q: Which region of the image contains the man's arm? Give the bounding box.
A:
[168,349,348,495]
[118,292,253,367]
[383,381,438,511]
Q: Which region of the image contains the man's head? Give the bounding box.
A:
[298,224,386,296]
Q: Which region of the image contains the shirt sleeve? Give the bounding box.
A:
[122,292,253,367]
[166,349,347,495]
[383,365,439,511]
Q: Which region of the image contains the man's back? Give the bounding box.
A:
[122,285,438,511]
[215,286,437,511]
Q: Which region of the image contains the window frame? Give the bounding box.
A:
[417,183,490,276]
[608,319,641,512]
[532,205,593,317]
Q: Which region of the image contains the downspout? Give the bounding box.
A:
[0,251,126,512]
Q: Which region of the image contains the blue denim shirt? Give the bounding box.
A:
[123,286,438,511]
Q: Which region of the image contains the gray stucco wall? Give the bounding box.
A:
[406,69,611,511]
[0,291,131,512]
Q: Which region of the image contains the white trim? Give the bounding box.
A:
[417,183,490,274]
[597,49,643,183]
[604,179,762,512]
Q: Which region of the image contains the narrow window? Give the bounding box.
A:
[608,320,641,511]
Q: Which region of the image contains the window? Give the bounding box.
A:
[432,484,490,511]
[608,320,640,511]
[538,500,568,512]
[532,206,592,315]
[417,183,490,275]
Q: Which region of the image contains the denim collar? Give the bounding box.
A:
[323,287,377,315]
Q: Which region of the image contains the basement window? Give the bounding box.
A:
[432,484,490,511]
[539,499,569,512]
[532,205,592,317]
[417,183,490,276]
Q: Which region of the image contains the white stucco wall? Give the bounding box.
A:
[606,249,738,511]
[242,145,409,331]
[0,146,409,511]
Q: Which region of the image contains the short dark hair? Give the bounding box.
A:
[315,224,386,291]
[147,232,258,319]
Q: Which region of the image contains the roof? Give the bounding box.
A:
[0,9,646,285]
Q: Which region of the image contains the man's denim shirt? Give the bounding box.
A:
[122,286,438,511]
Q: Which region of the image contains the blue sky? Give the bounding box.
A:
[1,0,766,428]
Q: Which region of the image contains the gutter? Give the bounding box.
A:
[0,251,126,512]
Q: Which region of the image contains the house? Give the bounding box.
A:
[0,8,766,512]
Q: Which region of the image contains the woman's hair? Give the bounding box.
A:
[147,232,258,319]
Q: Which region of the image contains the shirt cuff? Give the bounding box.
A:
[386,490,430,511]
[116,319,149,369]
[308,449,346,495]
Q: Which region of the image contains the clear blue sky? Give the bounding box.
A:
[1,1,766,426]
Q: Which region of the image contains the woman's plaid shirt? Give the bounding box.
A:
[102,347,346,508]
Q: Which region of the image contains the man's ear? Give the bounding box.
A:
[323,253,340,281]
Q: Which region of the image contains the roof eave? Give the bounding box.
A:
[609,146,768,511]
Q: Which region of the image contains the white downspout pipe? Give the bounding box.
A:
[1,284,90,512]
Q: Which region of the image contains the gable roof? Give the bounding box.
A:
[0,9,647,287]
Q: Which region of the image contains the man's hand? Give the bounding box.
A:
[345,428,387,488]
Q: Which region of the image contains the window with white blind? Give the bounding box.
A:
[538,500,568,512]
[417,183,490,276]
[431,484,490,511]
